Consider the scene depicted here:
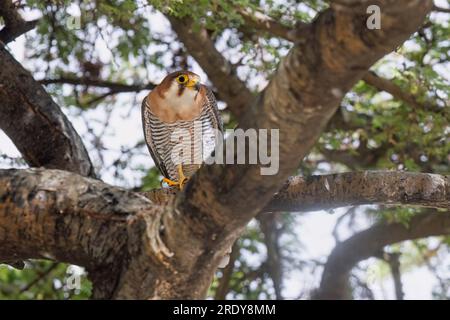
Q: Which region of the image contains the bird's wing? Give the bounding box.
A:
[203,85,223,133]
[141,96,170,179]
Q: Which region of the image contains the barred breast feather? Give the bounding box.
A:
[142,86,223,181]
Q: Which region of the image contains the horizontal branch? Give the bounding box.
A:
[39,77,156,93]
[39,76,221,106]
[266,171,450,211]
[146,171,450,213]
[314,211,450,299]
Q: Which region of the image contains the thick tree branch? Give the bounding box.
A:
[0,46,95,177]
[181,0,433,209]
[168,17,254,116]
[0,168,168,299]
[145,171,450,213]
[1,167,447,298]
[171,2,433,288]
[0,0,38,44]
[265,171,450,212]
[313,211,450,299]
[0,0,434,299]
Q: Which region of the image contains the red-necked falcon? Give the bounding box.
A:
[142,70,223,189]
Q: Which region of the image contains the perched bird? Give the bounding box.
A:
[142,70,223,189]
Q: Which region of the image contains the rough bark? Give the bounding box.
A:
[0,46,95,177]
[168,1,433,298]
[264,171,450,212]
[178,0,433,237]
[314,211,450,300]
[0,0,436,299]
[144,171,450,213]
[1,168,448,299]
[0,168,163,298]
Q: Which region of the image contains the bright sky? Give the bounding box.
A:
[1,1,449,299]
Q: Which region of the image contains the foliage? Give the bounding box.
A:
[0,261,91,299]
[0,0,448,299]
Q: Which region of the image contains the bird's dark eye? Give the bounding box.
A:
[177,75,187,84]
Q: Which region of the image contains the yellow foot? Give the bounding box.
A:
[161,165,189,190]
[161,177,179,188]
[177,164,188,189]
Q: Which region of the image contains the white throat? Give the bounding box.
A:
[165,82,198,110]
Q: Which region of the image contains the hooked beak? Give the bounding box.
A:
[186,75,201,91]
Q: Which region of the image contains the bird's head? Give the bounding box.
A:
[156,70,202,107]
[169,71,201,91]
[147,70,205,121]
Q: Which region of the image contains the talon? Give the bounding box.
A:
[177,164,188,190]
[161,165,189,190]
[162,177,180,187]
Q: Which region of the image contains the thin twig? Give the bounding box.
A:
[20,262,59,293]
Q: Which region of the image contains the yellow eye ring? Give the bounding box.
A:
[176,75,188,84]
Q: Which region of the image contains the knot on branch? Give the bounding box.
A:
[110,206,179,299]
[127,207,174,260]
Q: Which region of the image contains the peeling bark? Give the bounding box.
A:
[0,168,174,299]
